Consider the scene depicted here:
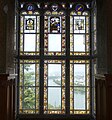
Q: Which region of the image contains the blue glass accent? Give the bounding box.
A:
[75,4,84,12]
[27,4,34,11]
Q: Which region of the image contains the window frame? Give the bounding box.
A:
[16,0,96,119]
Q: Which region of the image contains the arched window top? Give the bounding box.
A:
[44,2,66,11]
[70,10,89,16]
[44,11,51,15]
[82,11,89,15]
[21,10,39,15]
[70,3,90,15]
[44,10,65,15]
[20,3,40,14]
[44,3,66,16]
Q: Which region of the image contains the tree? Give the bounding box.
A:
[20,64,36,109]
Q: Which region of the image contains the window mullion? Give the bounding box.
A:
[66,5,70,114]
[40,3,44,114]
[90,7,94,115]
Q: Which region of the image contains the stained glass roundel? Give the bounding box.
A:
[52,4,58,11]
[75,4,84,12]
[27,4,34,11]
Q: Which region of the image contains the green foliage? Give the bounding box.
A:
[48,104,54,109]
[24,87,35,109]
[20,64,36,109]
[48,104,61,109]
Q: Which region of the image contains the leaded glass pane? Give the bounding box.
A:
[44,60,65,114]
[44,11,66,55]
[48,88,61,109]
[18,2,95,117]
[48,64,61,86]
[74,16,85,33]
[19,60,40,114]
[50,17,60,33]
[48,34,61,52]
[74,87,85,109]
[24,34,36,51]
[93,11,97,53]
[74,34,85,52]
[23,16,37,33]
[93,59,97,114]
[20,11,40,55]
[24,64,35,86]
[25,18,35,31]
[23,87,36,109]
[74,64,85,86]
[70,11,90,56]
[70,60,90,114]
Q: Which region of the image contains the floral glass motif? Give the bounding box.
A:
[50,17,60,33]
[70,60,90,114]
[25,18,34,30]
[19,60,40,114]
[44,60,65,114]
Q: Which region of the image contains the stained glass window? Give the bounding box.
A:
[70,10,90,55]
[44,8,66,56]
[25,18,35,30]
[75,4,84,12]
[92,3,97,54]
[19,60,40,114]
[93,59,97,114]
[44,60,65,114]
[27,4,34,11]
[91,2,97,115]
[17,1,96,118]
[20,4,40,55]
[70,60,90,114]
[50,17,60,33]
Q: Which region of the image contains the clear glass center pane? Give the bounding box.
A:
[74,64,85,86]
[74,87,85,109]
[48,34,61,51]
[74,34,85,52]
[24,64,35,86]
[48,87,61,109]
[24,34,35,51]
[48,64,61,86]
[23,87,36,109]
